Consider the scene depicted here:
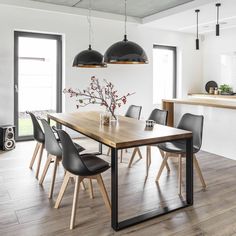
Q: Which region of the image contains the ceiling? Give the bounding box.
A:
[144,0,236,34]
[31,0,194,18]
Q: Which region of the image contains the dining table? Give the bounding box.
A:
[47,111,193,231]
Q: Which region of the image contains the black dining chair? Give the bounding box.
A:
[128,108,169,176]
[27,111,45,179]
[39,119,85,199]
[54,128,111,230]
[107,105,143,163]
[156,113,206,195]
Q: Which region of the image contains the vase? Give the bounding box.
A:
[100,110,111,126]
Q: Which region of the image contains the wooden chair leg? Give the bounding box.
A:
[128,148,138,168]
[178,155,182,196]
[89,179,94,199]
[156,153,169,182]
[39,154,52,185]
[159,149,170,172]
[29,142,40,169]
[81,180,86,190]
[70,176,83,230]
[55,171,71,209]
[48,156,59,199]
[96,174,111,213]
[107,148,111,156]
[137,148,143,159]
[35,144,44,179]
[120,149,123,163]
[193,154,206,189]
[146,146,151,177]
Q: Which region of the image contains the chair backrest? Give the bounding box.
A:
[125,105,142,120]
[148,108,168,125]
[177,113,204,151]
[40,119,62,157]
[27,111,44,143]
[55,128,90,176]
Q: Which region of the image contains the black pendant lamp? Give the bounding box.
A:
[216,3,221,36]
[195,9,200,50]
[104,0,148,64]
[72,0,106,68]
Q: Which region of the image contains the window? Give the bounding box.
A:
[153,45,177,105]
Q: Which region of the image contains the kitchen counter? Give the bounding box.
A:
[163,98,236,120]
[162,97,236,160]
[188,93,236,99]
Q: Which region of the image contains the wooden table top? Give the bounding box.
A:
[48,111,192,149]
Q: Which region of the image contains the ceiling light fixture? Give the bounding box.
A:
[195,9,200,50]
[72,0,106,68]
[216,3,221,36]
[104,0,148,64]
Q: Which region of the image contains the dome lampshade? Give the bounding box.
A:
[104,35,148,64]
[72,45,107,68]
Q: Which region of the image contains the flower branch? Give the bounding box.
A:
[64,76,135,119]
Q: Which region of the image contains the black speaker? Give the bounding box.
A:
[0,125,16,151]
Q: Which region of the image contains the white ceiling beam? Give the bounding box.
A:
[142,0,216,24]
[0,0,141,24]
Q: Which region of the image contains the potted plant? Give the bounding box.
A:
[219,84,233,95]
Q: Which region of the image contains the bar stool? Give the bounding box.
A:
[156,113,206,195]
[39,119,85,199]
[27,111,45,179]
[54,128,111,230]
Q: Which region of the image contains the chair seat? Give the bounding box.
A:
[80,154,110,176]
[158,141,199,154]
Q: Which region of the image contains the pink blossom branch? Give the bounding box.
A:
[64,76,135,120]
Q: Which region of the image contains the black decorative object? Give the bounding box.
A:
[72,0,106,68]
[205,81,218,93]
[216,3,221,36]
[195,9,200,50]
[104,0,148,64]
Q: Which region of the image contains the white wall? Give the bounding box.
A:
[0,4,202,125]
[202,28,236,92]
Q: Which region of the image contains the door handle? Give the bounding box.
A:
[14,84,18,93]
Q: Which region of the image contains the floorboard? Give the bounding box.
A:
[0,138,235,235]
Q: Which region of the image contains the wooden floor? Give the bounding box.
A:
[1,138,236,236]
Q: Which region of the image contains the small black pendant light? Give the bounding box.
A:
[72,0,106,68]
[216,3,221,36]
[104,0,148,64]
[195,9,200,50]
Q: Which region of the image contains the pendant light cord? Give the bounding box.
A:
[88,0,92,49]
[72,0,81,7]
[216,3,221,24]
[124,0,127,41]
[195,9,199,39]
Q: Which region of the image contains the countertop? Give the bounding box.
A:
[188,93,236,99]
[162,98,236,110]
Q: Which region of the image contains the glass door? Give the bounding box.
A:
[153,45,177,105]
[14,32,62,141]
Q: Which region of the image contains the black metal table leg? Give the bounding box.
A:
[110,136,194,231]
[186,137,193,205]
[99,142,103,154]
[111,147,119,230]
